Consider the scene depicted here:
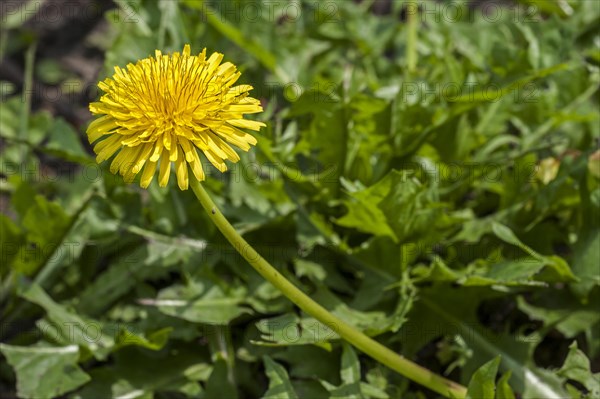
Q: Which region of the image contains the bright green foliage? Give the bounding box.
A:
[1,0,599,398]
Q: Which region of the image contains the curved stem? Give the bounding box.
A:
[190,179,467,399]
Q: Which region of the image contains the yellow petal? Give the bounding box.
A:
[204,131,228,159]
[123,148,145,183]
[87,115,119,143]
[210,133,240,162]
[163,133,172,151]
[94,135,122,163]
[227,119,266,131]
[226,103,264,113]
[140,160,158,188]
[203,148,227,172]
[188,149,205,182]
[131,144,154,174]
[169,142,179,162]
[204,52,224,81]
[212,124,257,149]
[158,149,171,187]
[110,146,135,175]
[179,137,196,162]
[149,139,164,162]
[216,62,236,78]
[175,154,189,190]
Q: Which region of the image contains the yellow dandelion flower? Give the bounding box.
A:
[87,44,266,190]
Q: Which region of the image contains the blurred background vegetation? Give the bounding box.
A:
[0,0,599,398]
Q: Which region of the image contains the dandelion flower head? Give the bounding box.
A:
[87,44,265,190]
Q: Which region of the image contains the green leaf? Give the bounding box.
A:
[320,343,378,399]
[114,327,173,351]
[571,182,600,299]
[571,229,600,298]
[517,290,600,338]
[311,286,405,336]
[182,1,277,75]
[11,180,37,218]
[0,344,90,399]
[321,343,364,399]
[254,313,336,348]
[402,286,569,399]
[12,195,70,276]
[515,0,573,17]
[46,118,92,163]
[341,343,361,385]
[292,89,347,194]
[262,356,300,399]
[204,359,238,399]
[76,245,170,316]
[152,281,252,325]
[449,63,572,103]
[0,97,51,144]
[336,192,397,240]
[496,371,516,399]
[466,356,500,399]
[73,346,210,398]
[20,283,170,359]
[339,343,364,397]
[0,214,24,270]
[557,342,600,398]
[492,222,577,281]
[336,170,447,243]
[20,283,115,359]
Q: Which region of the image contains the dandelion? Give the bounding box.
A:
[84,46,468,399]
[87,44,265,190]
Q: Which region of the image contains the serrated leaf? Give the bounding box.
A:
[21,283,169,359]
[402,286,569,399]
[0,344,90,399]
[20,283,115,360]
[516,290,600,338]
[557,342,600,398]
[492,222,577,281]
[336,170,448,243]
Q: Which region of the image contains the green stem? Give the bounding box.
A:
[20,41,36,161]
[406,1,418,74]
[190,179,467,399]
